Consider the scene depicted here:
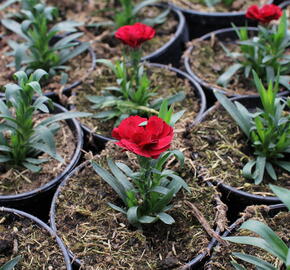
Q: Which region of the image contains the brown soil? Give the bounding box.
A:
[54,138,227,270]
[170,0,268,12]
[205,205,290,269]
[0,115,76,195]
[0,210,67,269]
[70,64,201,138]
[185,105,290,196]
[187,36,289,96]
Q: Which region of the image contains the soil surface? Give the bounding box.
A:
[187,35,289,95]
[185,105,290,195]
[205,205,290,269]
[0,210,67,269]
[47,0,178,61]
[70,64,201,138]
[53,138,227,269]
[170,0,268,12]
[0,115,76,196]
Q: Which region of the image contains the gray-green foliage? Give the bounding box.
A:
[1,2,89,77]
[89,0,169,29]
[0,256,21,270]
[92,104,187,228]
[215,71,290,184]
[217,12,290,90]
[203,0,234,8]
[224,185,290,270]
[0,69,91,172]
[88,59,185,125]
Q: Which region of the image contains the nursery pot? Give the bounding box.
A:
[168,0,272,39]
[0,36,96,103]
[49,158,222,270]
[72,62,206,153]
[0,102,84,221]
[142,4,189,67]
[0,207,72,269]
[195,95,287,207]
[204,203,288,270]
[184,26,259,104]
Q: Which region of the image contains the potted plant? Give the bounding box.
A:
[205,185,290,270]
[50,110,227,269]
[69,23,206,151]
[0,69,91,219]
[185,72,289,207]
[0,207,72,269]
[184,3,289,101]
[168,0,273,38]
[52,0,188,67]
[0,1,95,102]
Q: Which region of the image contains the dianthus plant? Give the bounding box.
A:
[217,4,290,90]
[0,69,90,172]
[92,102,189,228]
[1,2,89,78]
[215,71,290,184]
[224,184,290,270]
[87,23,185,125]
[89,0,168,30]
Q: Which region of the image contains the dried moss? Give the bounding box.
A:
[206,206,290,270]
[54,140,223,269]
[71,65,200,137]
[0,211,67,269]
[186,106,290,195]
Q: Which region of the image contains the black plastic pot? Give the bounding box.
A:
[0,102,84,222]
[72,62,207,153]
[0,37,96,104]
[169,0,272,39]
[204,203,287,270]
[142,4,188,67]
[184,26,259,104]
[0,207,72,270]
[49,160,221,270]
[195,95,285,207]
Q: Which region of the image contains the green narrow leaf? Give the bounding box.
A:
[217,63,243,87]
[91,161,127,203]
[127,206,139,225]
[107,159,134,191]
[157,212,175,224]
[269,185,290,211]
[0,255,21,270]
[214,91,251,137]
[107,202,127,214]
[232,253,277,270]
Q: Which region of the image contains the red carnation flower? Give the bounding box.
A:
[246,4,282,24]
[112,115,173,159]
[115,23,156,48]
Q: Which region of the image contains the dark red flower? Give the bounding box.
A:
[246,4,282,24]
[112,115,173,159]
[115,23,155,48]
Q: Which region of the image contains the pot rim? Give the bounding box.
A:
[168,0,273,17]
[49,159,220,269]
[142,3,187,61]
[0,206,72,270]
[184,26,260,97]
[0,102,84,201]
[192,95,287,204]
[73,62,207,144]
